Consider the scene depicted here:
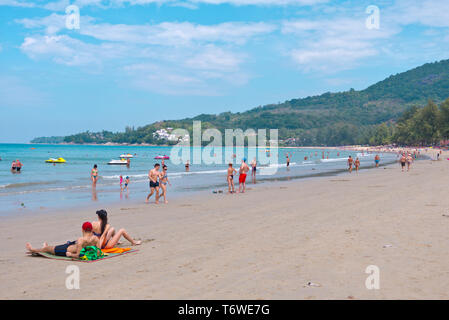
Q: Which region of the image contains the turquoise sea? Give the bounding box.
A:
[0,144,398,216]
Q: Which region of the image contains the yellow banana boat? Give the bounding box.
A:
[45,157,66,163]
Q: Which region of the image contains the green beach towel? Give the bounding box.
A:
[79,246,104,261]
[29,249,137,263]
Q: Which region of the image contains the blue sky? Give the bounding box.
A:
[1,0,449,142]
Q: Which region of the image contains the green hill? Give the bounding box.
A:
[34,59,449,146]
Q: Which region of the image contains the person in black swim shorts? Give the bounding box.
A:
[146,163,161,204]
[26,222,100,258]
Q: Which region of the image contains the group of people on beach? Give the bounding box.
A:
[26,209,141,258]
[346,154,382,173]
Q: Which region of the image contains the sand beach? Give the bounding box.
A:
[1,149,449,299]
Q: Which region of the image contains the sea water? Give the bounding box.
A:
[0,143,398,216]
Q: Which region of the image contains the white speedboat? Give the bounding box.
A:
[108,159,128,165]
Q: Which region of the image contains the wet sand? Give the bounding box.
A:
[2,151,449,299]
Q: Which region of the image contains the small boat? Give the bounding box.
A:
[120,153,133,158]
[45,157,66,163]
[154,155,170,160]
[107,159,128,165]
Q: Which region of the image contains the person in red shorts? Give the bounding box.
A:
[238,158,250,193]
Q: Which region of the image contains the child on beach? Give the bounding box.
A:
[123,176,130,191]
[119,175,123,191]
[227,163,237,193]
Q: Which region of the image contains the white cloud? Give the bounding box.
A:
[17,13,262,94]
[20,35,131,66]
[391,0,449,28]
[2,0,328,10]
[16,14,275,45]
[0,0,35,7]
[80,21,276,45]
[281,16,399,72]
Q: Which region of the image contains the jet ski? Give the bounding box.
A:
[108,159,128,165]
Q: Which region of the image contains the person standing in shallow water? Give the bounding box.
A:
[91,164,99,186]
[374,154,380,167]
[348,156,353,173]
[251,158,257,182]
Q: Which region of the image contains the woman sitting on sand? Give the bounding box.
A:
[91,209,141,249]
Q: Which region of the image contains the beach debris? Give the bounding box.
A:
[382,244,394,248]
[212,190,223,194]
[305,281,322,287]
[442,214,449,218]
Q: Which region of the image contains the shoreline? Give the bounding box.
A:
[2,150,401,220]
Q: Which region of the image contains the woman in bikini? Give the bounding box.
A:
[91,164,99,186]
[91,209,141,249]
[159,165,171,204]
[227,163,237,194]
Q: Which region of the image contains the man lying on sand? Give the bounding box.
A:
[26,222,99,258]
